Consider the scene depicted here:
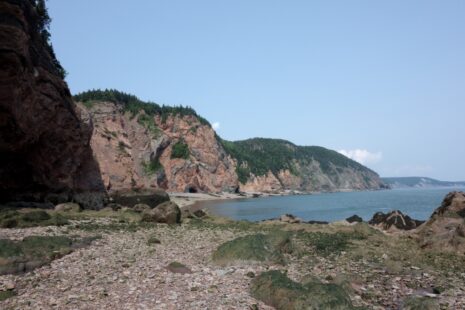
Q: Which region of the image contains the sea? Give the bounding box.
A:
[198,187,465,222]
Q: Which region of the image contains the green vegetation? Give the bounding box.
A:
[251,270,356,310]
[402,296,439,310]
[0,209,69,228]
[0,236,73,275]
[296,230,367,256]
[212,232,293,265]
[171,140,190,159]
[221,138,372,183]
[30,0,67,78]
[0,290,16,301]
[142,158,163,175]
[137,114,161,137]
[73,89,210,125]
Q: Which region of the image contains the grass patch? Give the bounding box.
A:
[0,236,73,275]
[295,228,368,257]
[0,290,16,301]
[0,210,69,228]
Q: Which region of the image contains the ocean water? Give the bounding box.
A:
[198,187,465,222]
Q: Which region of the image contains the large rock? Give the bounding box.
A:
[0,0,104,202]
[109,189,169,208]
[141,201,181,224]
[369,210,424,231]
[416,191,465,254]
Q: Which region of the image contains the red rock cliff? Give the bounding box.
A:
[0,0,103,200]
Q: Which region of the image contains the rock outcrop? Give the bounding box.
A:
[79,101,239,193]
[0,0,103,202]
[416,191,465,254]
[222,138,386,193]
[369,210,424,231]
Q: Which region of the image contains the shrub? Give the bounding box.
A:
[171,140,190,159]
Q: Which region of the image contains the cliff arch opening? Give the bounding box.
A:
[185,186,198,193]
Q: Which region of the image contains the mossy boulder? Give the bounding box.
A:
[212,232,293,266]
[0,236,73,275]
[251,270,357,310]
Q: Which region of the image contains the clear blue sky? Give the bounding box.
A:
[47,0,465,180]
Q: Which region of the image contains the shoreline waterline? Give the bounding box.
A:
[187,187,465,223]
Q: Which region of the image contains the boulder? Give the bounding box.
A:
[72,192,107,210]
[110,189,169,208]
[346,215,363,223]
[369,210,424,231]
[416,191,465,254]
[141,201,181,224]
[54,203,81,212]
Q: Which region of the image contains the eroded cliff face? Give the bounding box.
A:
[241,161,384,193]
[0,0,103,201]
[81,102,239,193]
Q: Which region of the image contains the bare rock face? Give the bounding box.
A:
[0,1,103,201]
[81,102,239,193]
[240,161,384,193]
[369,210,424,231]
[241,171,282,193]
[416,192,465,254]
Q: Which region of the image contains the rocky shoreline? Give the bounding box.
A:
[1,192,465,309]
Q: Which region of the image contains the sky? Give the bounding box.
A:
[47,0,465,180]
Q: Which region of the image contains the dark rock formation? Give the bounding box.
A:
[416,191,465,254]
[346,215,363,223]
[109,189,169,208]
[0,0,104,203]
[369,210,424,231]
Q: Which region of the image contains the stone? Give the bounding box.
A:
[141,201,181,224]
[346,215,363,223]
[279,214,302,224]
[166,262,192,274]
[55,203,81,212]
